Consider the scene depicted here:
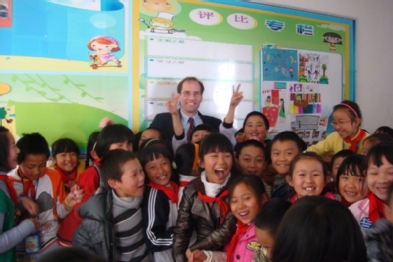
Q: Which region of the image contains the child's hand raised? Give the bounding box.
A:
[165,92,178,115]
[230,84,243,107]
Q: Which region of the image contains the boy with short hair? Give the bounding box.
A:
[7,133,83,258]
[270,131,306,199]
[73,149,149,262]
[252,199,292,262]
[364,183,393,262]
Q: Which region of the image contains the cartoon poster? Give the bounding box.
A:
[0,0,355,147]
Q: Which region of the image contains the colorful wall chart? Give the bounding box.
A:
[0,0,355,148]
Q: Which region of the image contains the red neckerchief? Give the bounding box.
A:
[18,167,44,200]
[198,189,229,225]
[55,166,77,184]
[147,181,179,203]
[0,174,18,206]
[344,129,367,153]
[226,221,250,262]
[368,191,386,224]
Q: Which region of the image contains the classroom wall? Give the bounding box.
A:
[254,0,393,132]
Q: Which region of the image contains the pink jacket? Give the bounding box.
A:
[349,198,374,230]
[230,224,260,262]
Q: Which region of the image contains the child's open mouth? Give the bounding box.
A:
[215,168,226,180]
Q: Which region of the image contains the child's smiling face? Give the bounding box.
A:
[271,140,300,175]
[53,152,78,175]
[338,171,367,204]
[230,182,263,225]
[332,108,360,139]
[366,156,393,202]
[237,145,266,177]
[19,154,47,181]
[200,149,232,184]
[144,155,172,186]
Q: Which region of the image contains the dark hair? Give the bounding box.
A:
[243,111,270,131]
[16,133,50,164]
[51,138,80,157]
[254,198,291,237]
[95,124,134,158]
[228,175,266,204]
[191,124,214,137]
[100,149,138,184]
[363,133,392,148]
[271,131,307,153]
[272,196,367,262]
[142,127,165,140]
[137,144,173,168]
[288,152,328,178]
[330,149,355,171]
[175,143,199,176]
[0,127,11,172]
[37,246,108,262]
[374,126,393,139]
[177,76,205,94]
[85,131,100,168]
[333,100,362,121]
[199,133,239,175]
[235,128,244,136]
[235,139,266,161]
[323,32,343,44]
[336,154,366,190]
[365,141,393,170]
[138,138,171,153]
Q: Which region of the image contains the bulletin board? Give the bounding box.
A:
[0,0,355,149]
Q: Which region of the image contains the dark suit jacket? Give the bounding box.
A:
[149,110,221,142]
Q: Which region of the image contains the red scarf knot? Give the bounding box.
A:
[344,129,367,153]
[197,189,229,225]
[147,181,179,204]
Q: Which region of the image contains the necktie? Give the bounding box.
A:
[187,117,195,142]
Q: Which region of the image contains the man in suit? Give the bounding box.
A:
[150,76,221,142]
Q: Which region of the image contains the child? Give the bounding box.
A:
[235,140,270,196]
[252,198,292,262]
[57,124,133,246]
[242,111,270,147]
[175,143,200,202]
[0,127,38,262]
[363,183,393,262]
[173,133,239,262]
[187,175,268,262]
[286,152,335,203]
[137,127,165,151]
[350,142,393,230]
[138,144,178,261]
[235,128,245,144]
[272,196,367,262]
[7,133,83,258]
[336,154,368,206]
[374,125,393,139]
[329,149,355,185]
[307,100,369,155]
[50,138,85,193]
[270,131,305,200]
[73,149,149,261]
[361,133,392,156]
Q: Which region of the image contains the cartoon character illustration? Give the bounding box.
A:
[289,66,294,79]
[150,12,174,33]
[142,0,171,12]
[323,32,342,51]
[313,69,320,80]
[87,36,121,70]
[279,98,285,123]
[139,12,185,34]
